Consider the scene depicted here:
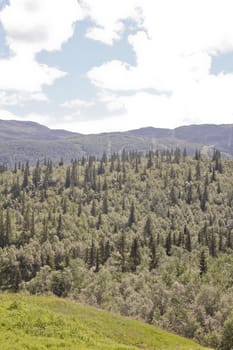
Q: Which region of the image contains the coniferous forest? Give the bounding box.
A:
[0,149,233,349]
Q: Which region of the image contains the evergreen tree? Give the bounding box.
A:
[184,225,192,252]
[57,214,63,240]
[209,232,217,257]
[199,250,208,276]
[95,248,100,273]
[144,215,153,241]
[129,238,141,272]
[102,192,108,214]
[119,232,127,272]
[165,232,172,256]
[149,237,158,271]
[128,202,136,227]
[91,200,97,217]
[88,239,96,269]
[65,167,71,188]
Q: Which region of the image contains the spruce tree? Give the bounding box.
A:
[130,238,141,272]
[128,202,136,227]
[149,237,158,271]
[199,250,208,276]
[165,232,172,256]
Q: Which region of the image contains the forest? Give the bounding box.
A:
[0,149,233,349]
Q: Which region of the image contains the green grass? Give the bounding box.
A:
[0,294,211,350]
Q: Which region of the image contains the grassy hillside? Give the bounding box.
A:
[0,294,210,350]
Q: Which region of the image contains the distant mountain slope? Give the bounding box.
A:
[0,119,77,141]
[0,119,232,165]
[0,294,210,350]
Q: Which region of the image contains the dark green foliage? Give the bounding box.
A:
[222,317,233,350]
[165,231,172,256]
[149,237,158,271]
[128,201,136,227]
[144,215,153,241]
[199,250,208,276]
[118,232,127,273]
[129,238,141,272]
[184,226,192,252]
[0,149,232,348]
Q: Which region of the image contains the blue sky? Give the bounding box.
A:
[0,0,233,133]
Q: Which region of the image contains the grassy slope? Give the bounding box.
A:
[0,294,211,350]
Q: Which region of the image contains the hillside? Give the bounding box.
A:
[0,151,233,348]
[0,294,210,350]
[0,120,233,165]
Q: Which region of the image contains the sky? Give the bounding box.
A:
[0,0,233,134]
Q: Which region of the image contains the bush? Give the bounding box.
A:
[222,317,233,350]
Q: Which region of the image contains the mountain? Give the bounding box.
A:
[0,119,232,165]
[0,119,79,140]
[0,294,210,350]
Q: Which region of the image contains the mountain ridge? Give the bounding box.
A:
[0,119,232,165]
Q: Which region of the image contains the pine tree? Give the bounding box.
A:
[199,250,208,276]
[170,186,177,205]
[71,162,78,186]
[32,161,41,188]
[186,185,193,204]
[187,167,192,182]
[91,200,97,217]
[195,161,201,180]
[119,232,127,272]
[96,213,102,230]
[226,230,232,249]
[41,216,48,243]
[149,237,158,271]
[184,226,192,252]
[217,181,222,194]
[195,149,201,160]
[57,214,63,240]
[95,249,100,273]
[200,186,208,212]
[165,231,172,256]
[129,238,141,272]
[88,239,96,269]
[144,215,153,241]
[209,232,217,257]
[30,210,35,237]
[147,151,153,169]
[78,202,82,217]
[65,167,71,188]
[102,192,108,214]
[22,163,29,189]
[128,202,136,227]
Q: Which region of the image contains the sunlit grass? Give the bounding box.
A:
[0,294,211,350]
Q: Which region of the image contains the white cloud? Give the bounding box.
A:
[84,0,233,131]
[1,0,83,54]
[0,54,66,92]
[0,0,83,97]
[61,98,94,109]
[86,23,124,46]
[82,0,142,45]
[0,91,48,107]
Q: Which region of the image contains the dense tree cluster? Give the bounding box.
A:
[0,149,233,348]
